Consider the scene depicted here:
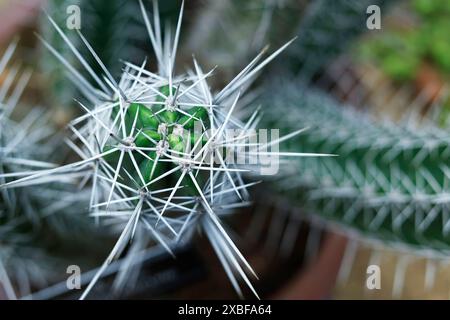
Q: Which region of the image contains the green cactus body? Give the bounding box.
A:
[264,82,450,253]
[102,85,209,195]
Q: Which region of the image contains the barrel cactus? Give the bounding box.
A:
[2,1,317,299]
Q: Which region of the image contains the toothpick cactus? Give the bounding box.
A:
[2,1,314,299]
[263,81,450,254]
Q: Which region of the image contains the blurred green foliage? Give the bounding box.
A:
[357,0,450,81]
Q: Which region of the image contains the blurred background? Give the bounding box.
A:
[1,0,450,300]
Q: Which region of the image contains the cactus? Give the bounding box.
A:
[0,42,58,299]
[279,0,395,81]
[184,0,304,74]
[0,41,56,222]
[0,41,101,299]
[39,0,81,109]
[262,80,450,254]
[40,0,180,111]
[2,1,317,299]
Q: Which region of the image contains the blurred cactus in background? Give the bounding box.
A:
[280,0,393,81]
[255,0,450,298]
[39,0,181,114]
[39,0,80,110]
[0,40,108,299]
[263,82,450,253]
[0,41,62,299]
[184,0,305,81]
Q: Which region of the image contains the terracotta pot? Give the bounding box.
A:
[414,63,446,116]
[272,232,347,299]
